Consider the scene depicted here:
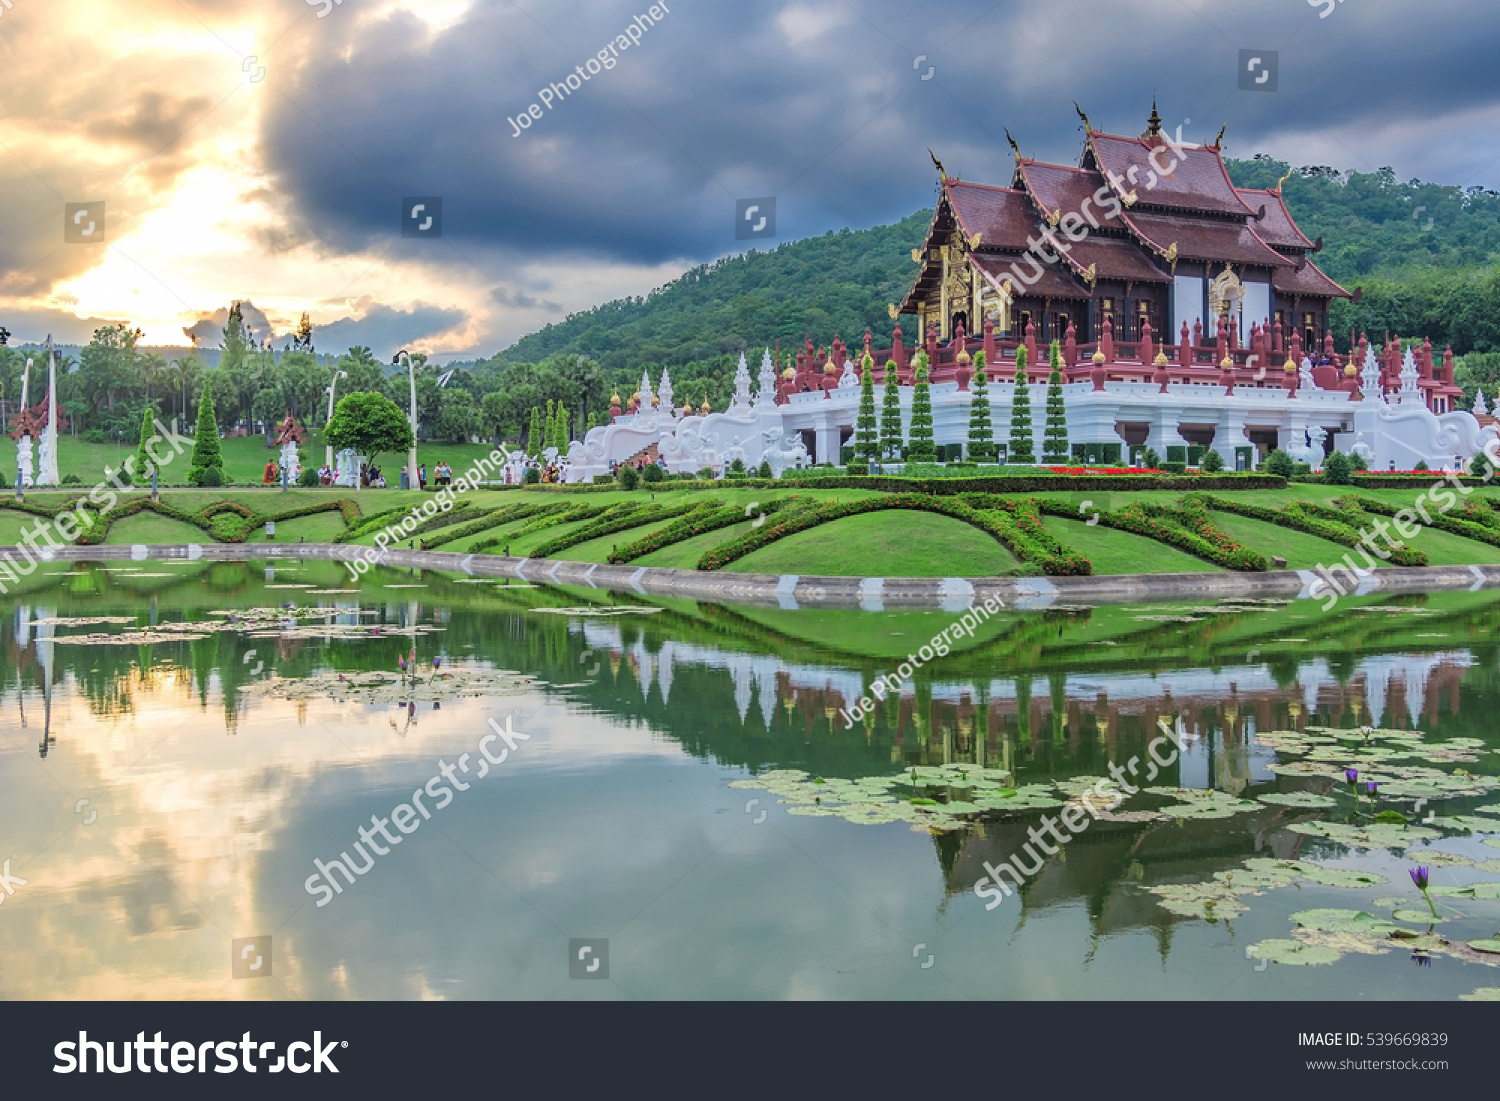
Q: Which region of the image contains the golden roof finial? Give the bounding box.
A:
[1004,128,1022,161]
[1073,101,1092,131]
[1144,99,1162,139]
[1214,123,1227,150]
[928,148,948,182]
[1275,168,1294,193]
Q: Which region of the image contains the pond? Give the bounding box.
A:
[3,559,1499,1000]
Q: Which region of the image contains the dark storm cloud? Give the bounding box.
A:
[256,0,1500,275]
[314,301,468,359]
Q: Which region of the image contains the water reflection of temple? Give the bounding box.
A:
[581,619,1470,758]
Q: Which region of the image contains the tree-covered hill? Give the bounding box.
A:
[488,157,1500,397]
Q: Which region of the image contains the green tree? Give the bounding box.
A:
[854,352,880,464]
[1008,345,1035,464]
[586,412,598,433]
[966,351,996,462]
[1042,340,1069,464]
[325,391,414,473]
[1323,450,1354,484]
[1265,448,1294,477]
[1201,449,1226,473]
[906,354,936,462]
[528,406,543,456]
[187,384,224,485]
[554,401,570,449]
[879,359,904,460]
[133,405,159,483]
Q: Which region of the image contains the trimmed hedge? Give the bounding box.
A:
[528,500,700,558]
[607,500,793,564]
[1200,493,1428,567]
[1342,493,1500,549]
[695,493,1092,575]
[418,501,567,549]
[1037,495,1267,571]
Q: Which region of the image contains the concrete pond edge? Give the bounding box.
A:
[14,542,1500,611]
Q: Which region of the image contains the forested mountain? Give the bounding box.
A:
[484,156,1500,406]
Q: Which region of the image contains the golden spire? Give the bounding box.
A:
[1144,99,1162,138]
[1073,101,1092,131]
[1214,124,1227,150]
[1275,168,1294,193]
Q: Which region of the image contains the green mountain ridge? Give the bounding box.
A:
[488,157,1500,404]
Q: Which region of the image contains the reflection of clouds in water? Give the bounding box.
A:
[0,682,683,998]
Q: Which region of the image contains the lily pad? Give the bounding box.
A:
[1256,791,1337,808]
[1431,881,1500,900]
[1290,908,1402,936]
[1392,910,1446,923]
[1287,820,1439,848]
[1466,939,1500,954]
[1246,939,1341,966]
[1459,987,1500,1000]
[1431,816,1499,833]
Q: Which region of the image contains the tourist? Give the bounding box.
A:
[419,464,427,490]
[263,459,278,485]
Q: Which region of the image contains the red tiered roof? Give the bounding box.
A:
[943,180,1037,249]
[1236,187,1316,250]
[1084,130,1256,216]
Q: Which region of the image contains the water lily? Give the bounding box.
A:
[1345,768,1359,785]
[1411,865,1438,917]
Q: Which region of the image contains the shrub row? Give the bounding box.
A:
[1341,494,1500,549]
[607,500,792,564]
[693,493,1091,575]
[1038,496,1266,571]
[1200,494,1428,567]
[418,501,568,550]
[529,500,701,558]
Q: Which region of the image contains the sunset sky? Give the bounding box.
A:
[3,0,1497,361]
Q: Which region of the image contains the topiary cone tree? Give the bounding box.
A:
[554,401,569,451]
[967,350,996,462]
[187,384,225,485]
[133,405,159,484]
[1042,339,1070,464]
[528,406,542,457]
[906,353,937,462]
[879,358,904,461]
[1008,344,1035,464]
[854,352,880,464]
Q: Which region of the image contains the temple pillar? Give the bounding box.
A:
[814,418,841,465]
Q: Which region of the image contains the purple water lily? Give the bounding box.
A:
[1345,768,1359,785]
[1410,865,1438,917]
[1366,781,1378,796]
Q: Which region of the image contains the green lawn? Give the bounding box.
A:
[100,512,207,544]
[247,512,348,543]
[1204,512,1358,570]
[1041,516,1220,575]
[635,518,760,569]
[726,509,1022,577]
[556,519,681,563]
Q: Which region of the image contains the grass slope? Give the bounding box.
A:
[1041,516,1219,575]
[725,510,1021,577]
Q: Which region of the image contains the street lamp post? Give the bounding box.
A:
[393,350,419,491]
[325,366,348,470]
